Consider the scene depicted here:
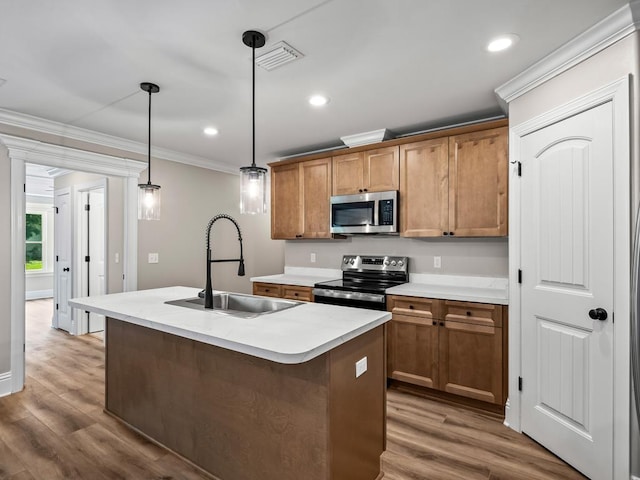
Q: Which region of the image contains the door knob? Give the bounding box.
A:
[63,267,70,272]
[588,308,608,321]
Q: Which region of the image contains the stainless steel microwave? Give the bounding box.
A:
[330,191,398,234]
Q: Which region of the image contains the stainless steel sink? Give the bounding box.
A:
[165,292,301,318]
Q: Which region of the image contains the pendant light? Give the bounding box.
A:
[239,30,267,215]
[138,82,161,221]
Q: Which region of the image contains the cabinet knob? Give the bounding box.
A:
[443,232,449,236]
[265,289,270,292]
[466,311,471,316]
[432,320,437,326]
[408,305,414,309]
[363,188,368,192]
[295,234,302,238]
[449,232,455,236]
[358,189,363,193]
[439,322,445,327]
[294,292,298,296]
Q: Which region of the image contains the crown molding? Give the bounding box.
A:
[495,1,640,105]
[0,134,146,177]
[0,108,239,175]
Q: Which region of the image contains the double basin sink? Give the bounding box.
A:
[165,292,301,319]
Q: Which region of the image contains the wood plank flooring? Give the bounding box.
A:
[0,299,586,479]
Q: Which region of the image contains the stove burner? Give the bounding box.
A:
[313,255,408,310]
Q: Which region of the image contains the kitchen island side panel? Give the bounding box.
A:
[106,317,330,480]
[105,317,385,480]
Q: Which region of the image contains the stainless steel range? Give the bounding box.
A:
[313,255,408,311]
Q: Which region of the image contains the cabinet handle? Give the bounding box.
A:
[364,188,368,192]
[449,232,455,236]
[439,322,445,326]
[443,232,449,236]
[466,311,472,316]
[432,320,437,326]
[295,234,303,238]
[358,189,363,193]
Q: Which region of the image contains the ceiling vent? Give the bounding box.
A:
[255,41,303,71]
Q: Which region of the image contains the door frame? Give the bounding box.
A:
[52,186,73,331]
[74,180,108,336]
[3,134,146,394]
[507,76,630,479]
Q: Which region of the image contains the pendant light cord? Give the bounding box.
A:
[252,39,256,169]
[147,88,152,185]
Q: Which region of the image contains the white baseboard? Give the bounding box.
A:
[25,289,53,300]
[0,372,12,397]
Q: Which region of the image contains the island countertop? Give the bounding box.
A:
[69,286,391,364]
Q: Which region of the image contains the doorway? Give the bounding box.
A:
[4,134,145,394]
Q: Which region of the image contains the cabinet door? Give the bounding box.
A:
[282,285,313,302]
[364,146,399,192]
[300,158,332,238]
[332,152,364,195]
[438,301,503,404]
[271,163,301,239]
[448,127,508,237]
[253,282,283,298]
[399,138,449,237]
[387,296,440,388]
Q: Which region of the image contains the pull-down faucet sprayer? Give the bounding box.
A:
[204,214,245,309]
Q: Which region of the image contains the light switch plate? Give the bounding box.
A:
[434,256,441,269]
[355,356,367,378]
[148,253,159,264]
[310,252,317,263]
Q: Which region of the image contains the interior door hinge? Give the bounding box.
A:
[85,204,90,211]
[23,184,26,193]
[85,255,90,262]
[56,303,59,310]
[23,343,26,353]
[56,255,59,262]
[55,206,59,214]
[518,269,522,284]
[517,161,522,177]
[518,376,523,391]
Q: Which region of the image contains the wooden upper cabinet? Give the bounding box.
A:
[332,152,364,195]
[300,158,332,238]
[270,157,332,240]
[448,127,508,237]
[332,146,399,195]
[271,162,301,239]
[400,138,449,237]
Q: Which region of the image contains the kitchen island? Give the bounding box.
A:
[70,287,390,480]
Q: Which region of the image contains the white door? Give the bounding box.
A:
[88,189,105,332]
[520,102,614,479]
[54,188,73,333]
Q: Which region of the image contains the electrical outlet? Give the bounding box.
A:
[310,252,317,263]
[434,256,441,269]
[148,253,159,264]
[355,356,368,378]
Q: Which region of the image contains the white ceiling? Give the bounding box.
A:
[0,0,630,172]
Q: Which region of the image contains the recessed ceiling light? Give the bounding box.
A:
[487,34,519,53]
[309,95,329,107]
[203,127,219,136]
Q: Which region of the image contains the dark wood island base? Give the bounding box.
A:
[105,318,386,480]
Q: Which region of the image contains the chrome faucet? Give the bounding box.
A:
[204,214,245,309]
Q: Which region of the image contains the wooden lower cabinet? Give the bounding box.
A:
[253,282,313,302]
[387,295,507,408]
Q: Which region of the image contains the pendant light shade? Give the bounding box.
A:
[240,30,267,215]
[138,82,161,221]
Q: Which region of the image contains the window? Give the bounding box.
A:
[25,204,53,273]
[26,213,43,271]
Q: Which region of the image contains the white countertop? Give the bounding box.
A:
[250,266,341,287]
[69,286,390,364]
[386,273,509,305]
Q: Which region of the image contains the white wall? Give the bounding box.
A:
[285,236,508,277]
[136,158,284,294]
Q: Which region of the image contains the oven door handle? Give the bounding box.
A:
[312,288,386,304]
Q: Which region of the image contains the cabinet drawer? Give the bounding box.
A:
[253,283,282,298]
[282,286,313,302]
[442,301,502,328]
[389,295,440,320]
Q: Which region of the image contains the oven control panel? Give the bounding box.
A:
[341,255,408,272]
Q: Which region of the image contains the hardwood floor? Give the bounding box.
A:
[0,299,586,479]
